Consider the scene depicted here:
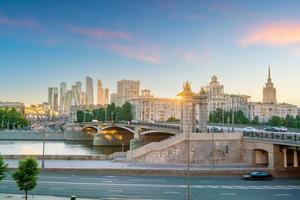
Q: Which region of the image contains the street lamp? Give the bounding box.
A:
[1,115,4,130]
[185,106,193,200]
[42,131,46,168]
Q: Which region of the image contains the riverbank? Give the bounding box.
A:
[0,194,94,200]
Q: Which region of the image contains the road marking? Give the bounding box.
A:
[275,194,291,196]
[129,179,166,182]
[164,191,180,194]
[50,187,66,190]
[221,193,236,196]
[108,189,123,192]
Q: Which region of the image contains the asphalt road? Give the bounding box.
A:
[1,172,300,200]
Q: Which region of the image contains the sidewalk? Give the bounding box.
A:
[0,194,94,200]
[5,159,254,170]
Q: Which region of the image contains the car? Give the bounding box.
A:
[277,126,288,132]
[243,127,260,134]
[242,171,273,180]
[147,120,156,124]
[210,126,223,133]
[264,126,280,132]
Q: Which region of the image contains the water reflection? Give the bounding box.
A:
[0,141,128,155]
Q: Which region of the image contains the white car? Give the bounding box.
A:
[147,120,156,124]
[243,127,260,133]
[277,126,288,132]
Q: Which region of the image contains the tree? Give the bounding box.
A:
[122,102,133,121]
[115,106,123,121]
[268,116,283,126]
[166,116,180,122]
[0,155,8,182]
[106,103,116,121]
[252,116,260,125]
[76,110,84,123]
[12,157,40,200]
[92,108,106,121]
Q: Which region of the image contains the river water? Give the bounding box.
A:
[0,140,128,155]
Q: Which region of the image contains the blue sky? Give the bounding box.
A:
[1,0,300,105]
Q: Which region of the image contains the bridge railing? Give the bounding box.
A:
[117,121,181,131]
[243,131,300,143]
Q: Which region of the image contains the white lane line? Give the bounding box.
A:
[221,193,236,196]
[275,194,291,196]
[107,189,123,192]
[50,187,66,190]
[199,181,215,183]
[129,179,166,182]
[164,191,180,194]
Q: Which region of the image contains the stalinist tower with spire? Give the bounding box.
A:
[263,66,277,104]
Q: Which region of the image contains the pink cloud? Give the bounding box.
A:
[182,50,213,65]
[106,43,160,63]
[69,26,133,40]
[0,15,42,29]
[240,21,300,47]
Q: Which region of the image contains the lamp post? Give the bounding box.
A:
[42,131,46,168]
[1,115,4,130]
[185,106,193,200]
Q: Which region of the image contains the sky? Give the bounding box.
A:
[0,0,300,105]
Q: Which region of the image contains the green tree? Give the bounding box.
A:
[296,115,300,128]
[122,102,133,121]
[106,103,116,121]
[0,108,28,129]
[12,157,40,200]
[0,155,8,182]
[252,116,260,125]
[268,116,283,126]
[92,108,106,121]
[115,106,123,121]
[166,116,180,122]
[76,110,84,123]
[285,115,296,128]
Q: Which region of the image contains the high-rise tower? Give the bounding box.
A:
[85,76,94,105]
[97,79,105,105]
[59,82,67,112]
[263,66,277,104]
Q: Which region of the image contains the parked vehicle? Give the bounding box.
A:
[277,126,288,132]
[147,120,156,124]
[210,126,223,133]
[243,127,260,134]
[264,126,281,132]
[242,171,273,180]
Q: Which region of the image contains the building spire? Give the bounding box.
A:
[268,65,271,80]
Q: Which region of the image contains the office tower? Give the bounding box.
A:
[97,79,105,105]
[59,82,67,112]
[85,76,94,105]
[75,81,82,104]
[116,79,140,106]
[104,88,110,105]
[52,87,59,111]
[71,85,80,106]
[263,66,277,104]
[48,87,59,111]
[64,90,72,113]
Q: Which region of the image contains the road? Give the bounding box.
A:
[1,172,300,200]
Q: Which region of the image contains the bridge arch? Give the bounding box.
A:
[81,125,99,134]
[100,125,136,135]
[139,130,176,145]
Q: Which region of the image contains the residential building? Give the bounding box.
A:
[0,102,25,115]
[129,89,181,121]
[85,76,94,105]
[263,67,277,104]
[205,75,250,114]
[116,79,140,106]
[247,102,298,123]
[110,93,117,104]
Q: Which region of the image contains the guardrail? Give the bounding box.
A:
[117,121,181,131]
[243,131,300,143]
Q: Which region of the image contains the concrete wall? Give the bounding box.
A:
[130,133,243,164]
[0,131,64,140]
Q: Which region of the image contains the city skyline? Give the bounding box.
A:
[1,0,300,105]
